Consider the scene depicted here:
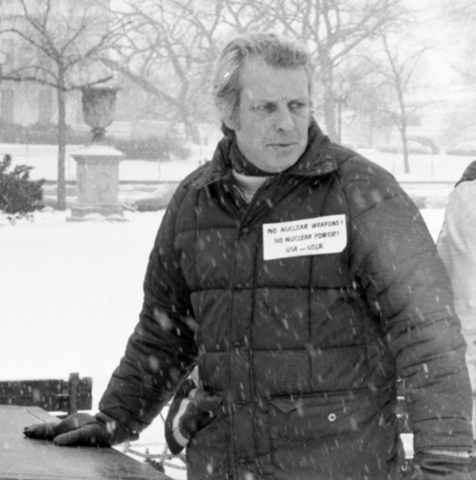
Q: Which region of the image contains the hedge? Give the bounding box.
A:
[0,121,189,161]
[0,154,45,223]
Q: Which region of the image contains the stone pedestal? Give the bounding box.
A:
[68,144,125,220]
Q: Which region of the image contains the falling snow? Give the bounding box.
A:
[0,150,463,479]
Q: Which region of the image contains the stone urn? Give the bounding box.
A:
[82,85,119,143]
[69,85,125,221]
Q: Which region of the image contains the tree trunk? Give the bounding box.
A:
[56,71,67,211]
[323,83,338,142]
[402,134,410,174]
[397,94,410,174]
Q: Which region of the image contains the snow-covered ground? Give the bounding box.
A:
[0,144,469,478]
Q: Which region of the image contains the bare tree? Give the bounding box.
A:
[332,60,393,147]
[105,0,409,144]
[105,0,232,144]
[0,0,121,210]
[368,33,428,173]
[442,1,476,85]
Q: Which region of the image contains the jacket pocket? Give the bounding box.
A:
[269,391,393,446]
[270,390,384,442]
[267,391,396,478]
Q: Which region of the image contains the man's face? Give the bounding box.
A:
[226,57,311,173]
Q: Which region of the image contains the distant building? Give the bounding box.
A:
[0,0,109,130]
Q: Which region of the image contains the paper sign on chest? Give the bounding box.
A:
[262,214,347,261]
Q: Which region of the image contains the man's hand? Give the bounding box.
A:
[165,379,223,455]
[412,452,473,479]
[23,412,133,447]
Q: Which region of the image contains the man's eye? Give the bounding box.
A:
[254,104,275,113]
[290,102,306,111]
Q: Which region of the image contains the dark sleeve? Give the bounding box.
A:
[343,156,473,454]
[98,189,198,435]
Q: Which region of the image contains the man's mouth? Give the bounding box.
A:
[269,142,295,147]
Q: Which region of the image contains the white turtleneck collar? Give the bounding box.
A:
[231,170,271,203]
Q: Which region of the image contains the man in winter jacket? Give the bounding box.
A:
[438,160,476,437]
[24,33,473,480]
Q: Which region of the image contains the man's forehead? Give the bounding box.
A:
[244,90,308,103]
[240,57,310,101]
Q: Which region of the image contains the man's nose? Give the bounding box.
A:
[274,107,294,132]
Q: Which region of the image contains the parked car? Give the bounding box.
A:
[377,141,433,155]
[446,140,476,156]
[408,136,440,154]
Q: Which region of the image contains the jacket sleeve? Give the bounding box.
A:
[98,188,198,436]
[437,181,476,338]
[343,156,473,456]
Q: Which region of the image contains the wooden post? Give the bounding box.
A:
[68,372,80,415]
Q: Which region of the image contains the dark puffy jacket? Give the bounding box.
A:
[99,123,472,480]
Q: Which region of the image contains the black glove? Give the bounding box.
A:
[23,412,136,447]
[410,452,473,480]
[165,379,223,455]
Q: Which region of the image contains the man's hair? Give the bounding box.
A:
[212,32,313,134]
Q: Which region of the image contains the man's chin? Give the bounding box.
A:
[259,156,299,173]
[274,149,303,168]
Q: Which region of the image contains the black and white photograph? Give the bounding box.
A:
[1,1,476,479]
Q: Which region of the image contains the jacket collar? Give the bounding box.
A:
[187,118,337,190]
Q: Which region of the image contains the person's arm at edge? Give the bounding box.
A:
[438,180,476,335]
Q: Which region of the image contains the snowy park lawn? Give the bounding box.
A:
[0,208,188,477]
